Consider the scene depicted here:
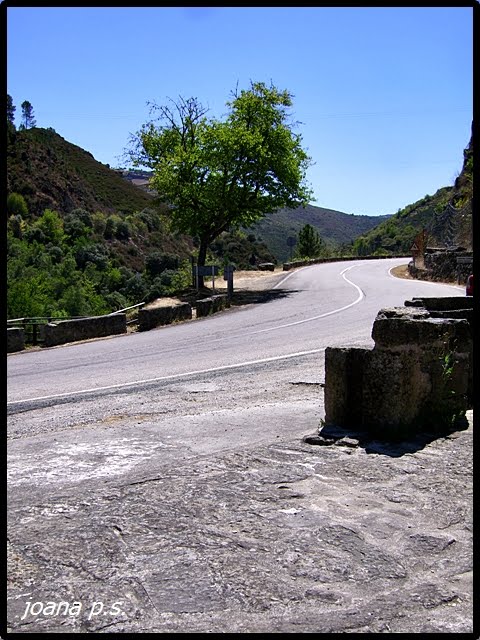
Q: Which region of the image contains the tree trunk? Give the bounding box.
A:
[196,238,209,289]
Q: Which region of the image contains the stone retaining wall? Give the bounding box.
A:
[42,314,127,347]
[324,298,473,439]
[408,250,473,284]
[138,302,192,331]
[7,327,25,353]
[196,295,230,318]
[283,254,410,271]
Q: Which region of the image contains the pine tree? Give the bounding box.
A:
[20,100,36,129]
[7,94,16,125]
[296,223,323,258]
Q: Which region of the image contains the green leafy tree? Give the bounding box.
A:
[296,223,323,259]
[129,81,312,286]
[34,209,64,244]
[7,94,16,125]
[20,100,36,129]
[8,215,27,239]
[7,192,28,217]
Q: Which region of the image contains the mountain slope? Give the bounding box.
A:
[253,204,391,261]
[7,127,155,217]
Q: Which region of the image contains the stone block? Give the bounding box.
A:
[324,347,369,427]
[138,302,192,331]
[323,306,473,440]
[7,327,25,353]
[372,309,471,350]
[196,295,229,318]
[43,314,127,347]
[404,296,474,312]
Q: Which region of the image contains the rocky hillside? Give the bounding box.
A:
[7,127,155,217]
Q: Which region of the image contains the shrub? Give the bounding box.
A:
[145,251,179,277]
[7,193,28,218]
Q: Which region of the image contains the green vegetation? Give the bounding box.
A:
[6,125,276,319]
[20,100,36,130]
[351,188,453,256]
[295,223,324,259]
[6,204,193,318]
[254,204,392,262]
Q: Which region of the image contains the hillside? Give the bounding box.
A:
[6,127,276,319]
[253,204,391,262]
[7,127,155,217]
[6,127,275,272]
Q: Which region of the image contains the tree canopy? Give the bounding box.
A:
[128,81,313,284]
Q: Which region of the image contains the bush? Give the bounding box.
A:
[115,219,131,240]
[75,243,109,270]
[145,251,179,277]
[69,207,93,228]
[7,192,28,218]
[64,213,89,241]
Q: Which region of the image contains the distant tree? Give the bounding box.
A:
[7,192,28,218]
[20,100,36,129]
[296,223,323,258]
[7,94,16,125]
[352,236,369,256]
[128,81,312,287]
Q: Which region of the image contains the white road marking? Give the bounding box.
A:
[7,347,326,406]
[250,265,364,334]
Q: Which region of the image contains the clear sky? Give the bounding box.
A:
[6,5,474,217]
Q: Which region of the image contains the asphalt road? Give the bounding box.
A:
[7,258,473,634]
[7,258,464,406]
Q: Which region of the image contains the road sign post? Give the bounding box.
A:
[223,265,235,299]
[194,265,219,291]
[287,236,297,261]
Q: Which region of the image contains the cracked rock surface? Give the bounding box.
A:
[7,356,474,633]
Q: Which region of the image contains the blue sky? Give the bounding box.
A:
[7,6,473,217]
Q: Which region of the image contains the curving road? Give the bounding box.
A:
[7,257,463,407]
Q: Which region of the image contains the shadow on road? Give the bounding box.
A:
[178,286,299,309]
[229,287,299,307]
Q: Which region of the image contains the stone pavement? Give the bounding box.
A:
[6,410,474,634]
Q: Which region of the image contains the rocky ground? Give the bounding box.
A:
[7,405,474,633]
